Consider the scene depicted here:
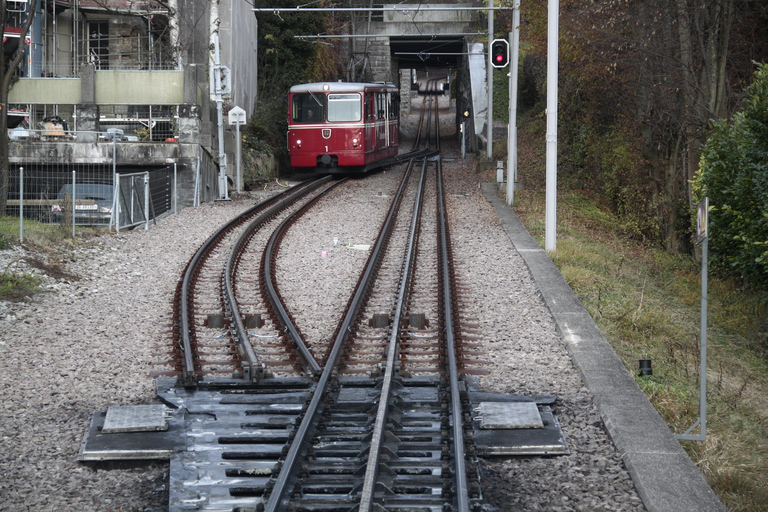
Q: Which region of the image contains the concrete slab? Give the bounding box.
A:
[481,184,726,512]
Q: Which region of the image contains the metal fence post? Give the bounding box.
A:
[144,172,150,230]
[19,167,24,243]
[173,163,178,215]
[115,173,121,232]
[109,135,117,232]
[194,157,200,207]
[72,170,77,238]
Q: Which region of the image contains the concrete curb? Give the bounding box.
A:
[480,184,726,512]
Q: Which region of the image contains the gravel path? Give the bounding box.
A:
[0,118,645,512]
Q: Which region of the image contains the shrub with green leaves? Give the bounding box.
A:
[694,63,768,287]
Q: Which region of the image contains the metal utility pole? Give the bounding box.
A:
[506,0,521,206]
[212,35,230,201]
[545,0,559,251]
[486,0,494,160]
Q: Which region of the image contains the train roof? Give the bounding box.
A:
[289,82,398,93]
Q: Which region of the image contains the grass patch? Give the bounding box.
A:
[0,215,87,302]
[514,188,768,511]
[0,271,42,302]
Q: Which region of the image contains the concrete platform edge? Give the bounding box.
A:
[480,184,726,512]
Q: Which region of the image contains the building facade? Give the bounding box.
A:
[5,0,257,205]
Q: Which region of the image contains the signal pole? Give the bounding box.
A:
[487,0,493,160]
[506,0,520,206]
[212,35,230,201]
[545,0,559,251]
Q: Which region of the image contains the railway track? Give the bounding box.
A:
[166,86,481,511]
[79,81,567,511]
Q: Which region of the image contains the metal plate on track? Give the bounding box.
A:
[102,404,169,433]
[468,391,569,456]
[78,408,185,461]
[473,406,569,456]
[475,401,543,429]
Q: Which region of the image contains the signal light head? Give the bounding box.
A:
[491,39,509,69]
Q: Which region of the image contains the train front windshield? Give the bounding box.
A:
[292,93,326,123]
[292,92,363,123]
[327,94,362,122]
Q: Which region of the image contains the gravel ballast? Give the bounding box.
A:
[1,139,645,511]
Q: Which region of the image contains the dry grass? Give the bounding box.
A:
[512,188,768,511]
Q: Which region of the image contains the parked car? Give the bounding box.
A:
[51,183,114,225]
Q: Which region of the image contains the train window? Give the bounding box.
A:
[365,94,374,120]
[292,93,326,123]
[376,93,386,119]
[387,93,397,119]
[327,93,362,122]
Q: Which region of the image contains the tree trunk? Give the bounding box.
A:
[0,86,9,215]
[0,0,39,216]
[676,0,734,213]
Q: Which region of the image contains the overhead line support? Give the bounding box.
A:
[253,6,513,12]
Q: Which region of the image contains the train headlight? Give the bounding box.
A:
[352,138,358,148]
[296,139,302,148]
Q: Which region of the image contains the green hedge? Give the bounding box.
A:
[694,63,768,287]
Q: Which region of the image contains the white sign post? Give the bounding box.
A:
[677,197,709,442]
[228,106,247,194]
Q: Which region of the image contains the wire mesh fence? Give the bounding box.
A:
[5,162,180,242]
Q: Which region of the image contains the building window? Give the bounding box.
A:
[88,22,109,70]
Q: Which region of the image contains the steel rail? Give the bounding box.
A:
[178,178,324,386]
[432,85,470,512]
[263,160,418,512]
[358,155,428,512]
[411,88,429,151]
[220,176,334,382]
[359,86,441,509]
[261,178,349,377]
[436,158,470,512]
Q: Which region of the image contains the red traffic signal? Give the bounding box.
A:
[491,39,509,69]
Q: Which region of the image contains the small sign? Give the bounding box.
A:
[696,197,709,244]
[228,106,246,126]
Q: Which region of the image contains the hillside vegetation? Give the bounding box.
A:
[496,0,768,263]
[500,104,768,512]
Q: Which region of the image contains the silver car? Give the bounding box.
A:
[51,183,114,225]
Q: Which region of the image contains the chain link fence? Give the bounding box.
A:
[6,161,180,242]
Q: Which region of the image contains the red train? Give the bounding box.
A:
[287,82,400,173]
